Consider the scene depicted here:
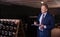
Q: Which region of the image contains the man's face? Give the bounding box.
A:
[41,5,48,13]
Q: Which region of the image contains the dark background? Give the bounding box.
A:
[0,4,60,23]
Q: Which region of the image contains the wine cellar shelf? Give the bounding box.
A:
[0,19,20,37]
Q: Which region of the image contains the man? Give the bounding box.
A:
[34,4,55,37]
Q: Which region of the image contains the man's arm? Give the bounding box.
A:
[45,16,55,30]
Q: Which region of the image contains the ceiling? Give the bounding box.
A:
[0,0,60,8]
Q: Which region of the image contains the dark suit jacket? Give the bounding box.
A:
[37,12,55,30]
[37,12,55,37]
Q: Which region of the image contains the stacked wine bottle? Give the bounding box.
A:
[0,19,19,37]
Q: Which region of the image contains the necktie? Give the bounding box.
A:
[41,14,44,24]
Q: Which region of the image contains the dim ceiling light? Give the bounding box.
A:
[41,1,44,4]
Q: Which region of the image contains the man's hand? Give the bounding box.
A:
[34,21,38,26]
[39,24,44,29]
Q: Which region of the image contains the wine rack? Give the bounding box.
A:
[0,19,20,37]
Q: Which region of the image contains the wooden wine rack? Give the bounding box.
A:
[0,19,20,37]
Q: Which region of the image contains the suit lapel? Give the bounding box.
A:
[43,13,49,25]
[44,13,49,20]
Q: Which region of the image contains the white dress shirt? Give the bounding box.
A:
[39,12,47,31]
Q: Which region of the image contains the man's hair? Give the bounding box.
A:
[41,4,48,9]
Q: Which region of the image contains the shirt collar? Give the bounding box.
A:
[42,12,47,17]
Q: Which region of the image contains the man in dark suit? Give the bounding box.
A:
[34,3,55,37]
